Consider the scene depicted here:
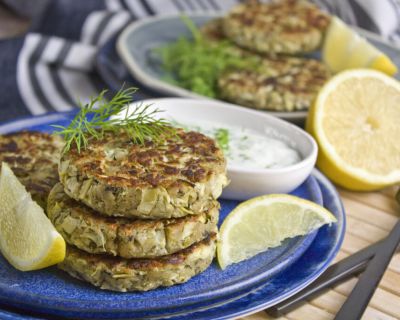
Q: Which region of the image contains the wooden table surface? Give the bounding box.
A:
[1,4,399,320]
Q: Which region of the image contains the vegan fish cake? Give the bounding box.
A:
[48,183,219,258]
[59,129,228,219]
[223,0,330,55]
[0,131,63,208]
[59,234,217,292]
[218,57,331,111]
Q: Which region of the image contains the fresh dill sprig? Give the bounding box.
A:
[156,16,259,98]
[52,87,176,154]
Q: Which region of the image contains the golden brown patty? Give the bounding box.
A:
[0,131,63,208]
[218,56,331,111]
[222,0,331,55]
[59,234,216,292]
[59,129,228,219]
[48,183,219,258]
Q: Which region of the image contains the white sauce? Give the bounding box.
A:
[176,121,301,169]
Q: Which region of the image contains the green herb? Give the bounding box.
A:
[156,16,259,98]
[52,87,176,154]
[215,128,229,152]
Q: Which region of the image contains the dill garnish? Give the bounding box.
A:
[156,16,259,98]
[52,87,176,154]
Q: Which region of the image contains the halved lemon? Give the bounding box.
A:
[322,16,397,76]
[217,194,336,269]
[0,162,65,271]
[306,69,400,190]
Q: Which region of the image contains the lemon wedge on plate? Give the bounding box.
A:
[0,162,65,271]
[217,194,336,270]
[323,16,397,76]
[306,69,400,191]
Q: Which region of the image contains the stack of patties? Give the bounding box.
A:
[47,128,229,292]
[202,0,332,112]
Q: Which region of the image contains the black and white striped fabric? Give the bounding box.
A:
[4,0,400,121]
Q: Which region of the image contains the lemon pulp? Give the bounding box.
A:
[217,194,336,269]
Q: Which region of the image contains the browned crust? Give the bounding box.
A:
[59,234,217,291]
[65,234,216,269]
[218,56,331,111]
[223,0,331,54]
[0,131,63,207]
[228,0,330,33]
[61,129,225,188]
[59,128,228,218]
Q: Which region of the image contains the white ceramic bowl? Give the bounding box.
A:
[114,98,318,200]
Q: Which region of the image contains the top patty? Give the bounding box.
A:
[222,0,331,55]
[0,131,63,208]
[59,129,228,219]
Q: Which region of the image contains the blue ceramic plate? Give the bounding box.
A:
[0,113,343,319]
[0,169,344,320]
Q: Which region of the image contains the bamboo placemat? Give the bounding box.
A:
[242,185,400,320]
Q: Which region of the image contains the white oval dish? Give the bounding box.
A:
[114,98,318,200]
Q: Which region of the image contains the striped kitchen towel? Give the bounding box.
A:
[1,0,400,122]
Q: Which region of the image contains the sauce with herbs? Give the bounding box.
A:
[177,121,301,169]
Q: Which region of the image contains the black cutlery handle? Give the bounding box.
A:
[334,220,400,320]
[265,240,382,317]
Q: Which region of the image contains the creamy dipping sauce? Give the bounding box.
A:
[175,121,301,169]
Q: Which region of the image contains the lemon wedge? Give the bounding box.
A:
[322,16,397,76]
[0,162,65,271]
[306,69,400,191]
[217,194,336,270]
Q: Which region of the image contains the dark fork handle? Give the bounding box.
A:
[334,220,400,320]
[265,240,382,317]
